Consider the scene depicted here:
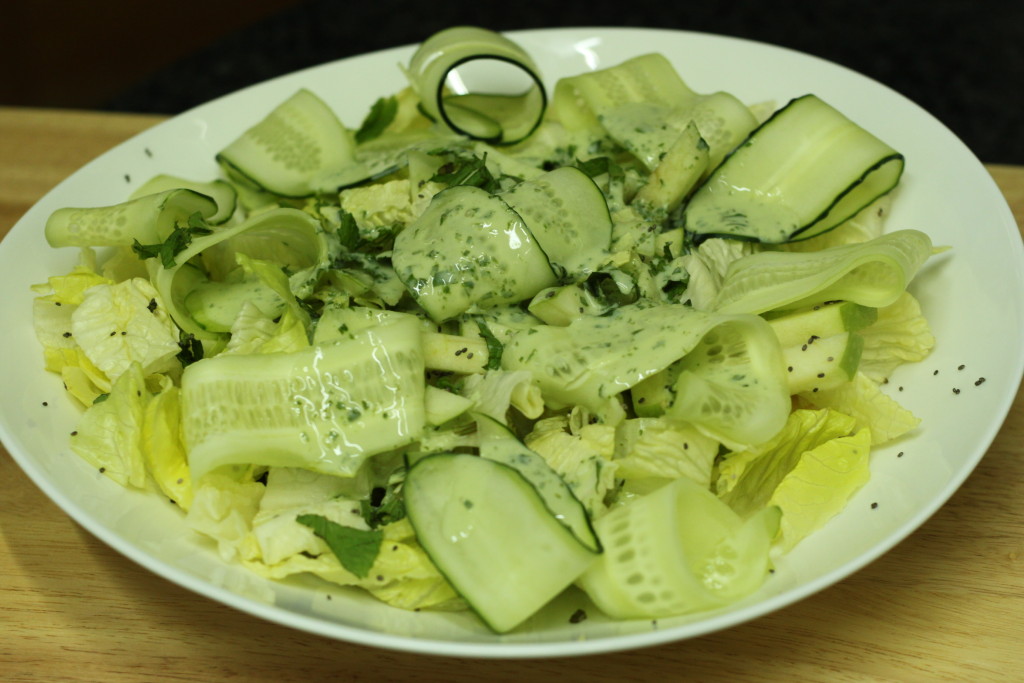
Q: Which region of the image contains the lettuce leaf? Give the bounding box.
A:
[613,417,719,488]
[186,471,266,562]
[141,375,192,509]
[768,427,871,550]
[524,415,618,517]
[716,408,857,516]
[221,302,310,356]
[857,291,935,383]
[69,277,181,382]
[70,362,149,488]
[798,371,920,445]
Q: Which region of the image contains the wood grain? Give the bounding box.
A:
[1,107,1021,683]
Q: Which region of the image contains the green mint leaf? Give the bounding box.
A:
[336,209,360,250]
[131,212,212,268]
[359,484,406,529]
[476,320,504,370]
[431,152,501,193]
[296,513,382,579]
[574,156,621,180]
[355,96,398,144]
[176,331,204,367]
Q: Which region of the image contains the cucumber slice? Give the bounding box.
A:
[576,476,778,619]
[766,300,878,348]
[683,95,905,244]
[503,302,789,442]
[45,188,217,248]
[129,174,237,224]
[181,314,425,480]
[404,452,598,633]
[216,88,368,198]
[405,26,546,145]
[499,166,612,278]
[665,316,791,447]
[710,229,934,315]
[475,414,600,553]
[152,207,327,338]
[183,277,286,333]
[783,332,863,394]
[391,184,557,322]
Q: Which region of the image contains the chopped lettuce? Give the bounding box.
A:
[680,237,756,311]
[798,371,920,445]
[857,291,935,383]
[70,362,149,488]
[716,408,857,516]
[524,415,618,517]
[186,471,266,562]
[221,302,310,356]
[69,277,181,383]
[768,427,871,550]
[613,417,719,488]
[141,375,193,509]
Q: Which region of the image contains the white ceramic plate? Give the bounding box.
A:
[1,28,1022,658]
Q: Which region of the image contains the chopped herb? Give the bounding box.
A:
[355,95,398,143]
[296,513,382,579]
[476,320,504,370]
[360,483,406,529]
[431,152,503,193]
[92,393,110,404]
[131,212,212,268]
[176,331,204,366]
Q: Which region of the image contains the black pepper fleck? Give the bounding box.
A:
[871,502,879,509]
[42,401,48,406]
[953,388,961,395]
[569,608,588,624]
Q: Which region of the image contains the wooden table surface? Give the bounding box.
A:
[1,107,1022,682]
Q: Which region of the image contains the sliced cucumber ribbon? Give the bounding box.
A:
[182,314,426,481]
[151,207,328,339]
[710,229,934,315]
[683,94,905,244]
[405,26,546,145]
[45,188,218,248]
[503,302,791,446]
[576,476,779,619]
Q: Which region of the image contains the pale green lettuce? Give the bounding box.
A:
[798,371,920,445]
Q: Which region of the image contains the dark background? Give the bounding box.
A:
[4,0,1022,164]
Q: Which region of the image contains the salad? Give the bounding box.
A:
[31,26,937,633]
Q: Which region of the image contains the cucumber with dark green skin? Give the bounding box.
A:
[682,94,905,244]
[403,452,598,633]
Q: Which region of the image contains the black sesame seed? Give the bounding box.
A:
[871,502,879,509]
[975,377,986,386]
[897,451,904,458]
[958,364,965,371]
[569,608,588,624]
[953,388,961,395]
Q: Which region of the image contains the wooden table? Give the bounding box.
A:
[1,107,1022,682]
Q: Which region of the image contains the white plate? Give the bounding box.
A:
[1,27,1022,658]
